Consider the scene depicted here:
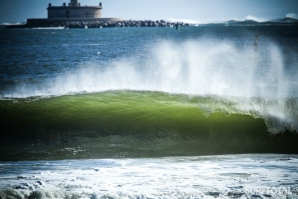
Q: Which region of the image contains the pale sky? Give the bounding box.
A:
[0,0,298,24]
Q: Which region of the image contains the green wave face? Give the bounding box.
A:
[0,91,297,160]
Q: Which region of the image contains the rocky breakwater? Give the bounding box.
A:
[44,20,189,28]
[66,20,190,28]
[6,19,190,28]
[6,19,190,29]
[66,20,189,28]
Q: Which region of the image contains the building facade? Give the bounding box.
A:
[47,0,102,19]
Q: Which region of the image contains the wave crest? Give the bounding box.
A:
[286,13,298,20]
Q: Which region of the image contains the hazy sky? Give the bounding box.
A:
[0,0,298,24]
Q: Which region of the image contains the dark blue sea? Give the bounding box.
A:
[0,25,298,198]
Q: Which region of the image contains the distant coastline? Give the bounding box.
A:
[5,19,190,29]
[4,17,298,29]
[3,0,297,29]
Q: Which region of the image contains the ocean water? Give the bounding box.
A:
[0,25,298,198]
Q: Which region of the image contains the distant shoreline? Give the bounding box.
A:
[5,18,190,29]
[3,16,298,29]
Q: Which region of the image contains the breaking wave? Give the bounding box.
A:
[1,36,297,160]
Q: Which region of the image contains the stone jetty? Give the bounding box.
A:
[7,19,190,29]
[68,20,190,28]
